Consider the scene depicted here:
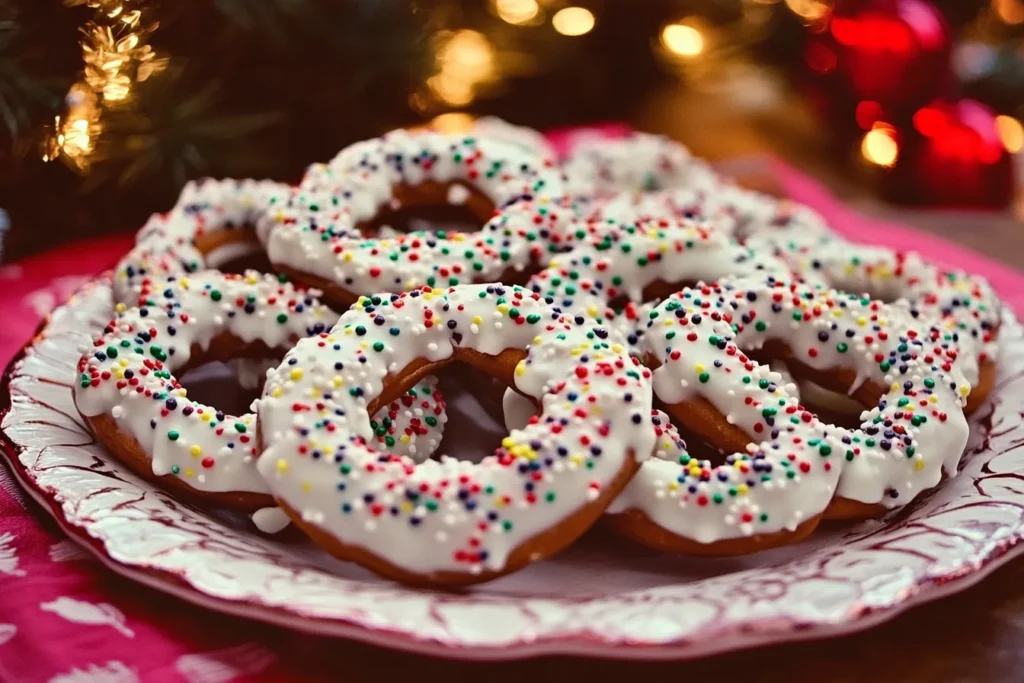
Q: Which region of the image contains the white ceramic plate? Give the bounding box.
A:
[3,278,1024,661]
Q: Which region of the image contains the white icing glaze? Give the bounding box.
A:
[502,387,537,432]
[608,274,971,545]
[562,132,720,199]
[251,506,292,534]
[470,117,557,160]
[592,188,740,237]
[75,271,332,496]
[256,284,654,577]
[115,178,287,303]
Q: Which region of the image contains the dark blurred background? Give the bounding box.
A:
[0,0,1021,262]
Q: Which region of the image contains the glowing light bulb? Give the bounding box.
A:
[995,115,1024,154]
[785,0,829,21]
[661,23,704,57]
[552,7,595,36]
[495,0,539,25]
[861,128,899,167]
[994,0,1024,25]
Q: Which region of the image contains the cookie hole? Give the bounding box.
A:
[177,359,274,415]
[606,279,701,313]
[357,181,493,238]
[430,364,512,464]
[797,380,866,430]
[211,249,274,275]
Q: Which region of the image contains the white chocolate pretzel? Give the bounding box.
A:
[608,274,971,549]
[256,284,655,583]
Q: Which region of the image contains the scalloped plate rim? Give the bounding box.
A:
[2,278,1024,661]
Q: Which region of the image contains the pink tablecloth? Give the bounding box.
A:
[1,155,1022,682]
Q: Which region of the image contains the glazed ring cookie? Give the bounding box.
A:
[590,188,740,238]
[468,116,557,160]
[708,184,836,244]
[748,235,1001,413]
[256,284,655,586]
[115,178,287,303]
[562,132,720,199]
[607,274,971,553]
[75,271,331,512]
[262,130,573,307]
[527,217,789,348]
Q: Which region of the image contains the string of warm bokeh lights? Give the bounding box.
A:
[41,0,1022,176]
[43,0,166,169]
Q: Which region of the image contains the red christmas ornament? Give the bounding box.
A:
[805,0,952,114]
[882,99,1015,208]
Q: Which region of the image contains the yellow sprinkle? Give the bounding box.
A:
[115,303,127,313]
[290,368,304,381]
[587,306,600,317]
[533,335,543,345]
[113,368,124,379]
[658,243,669,254]
[310,388,321,398]
[343,252,353,262]
[119,359,129,367]
[401,501,414,513]
[611,343,624,353]
[201,413,212,422]
[271,387,282,398]
[668,481,679,491]
[190,445,201,457]
[501,436,516,450]
[515,361,526,376]
[857,316,867,326]
[245,273,258,284]
[959,385,971,397]
[400,435,410,444]
[184,468,194,478]
[570,454,584,465]
[914,459,925,471]
[332,376,344,388]
[695,363,705,373]
[473,316,482,325]
[494,497,507,508]
[498,304,509,314]
[736,484,749,496]
[276,459,289,473]
[929,395,938,404]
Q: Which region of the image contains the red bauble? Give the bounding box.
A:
[806,0,953,114]
[883,99,1015,208]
